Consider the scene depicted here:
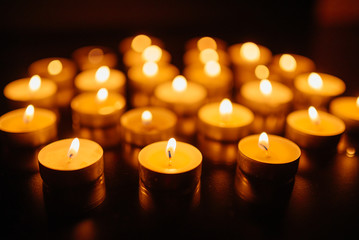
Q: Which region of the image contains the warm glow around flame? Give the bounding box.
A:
[204,60,221,77]
[142,45,162,62]
[258,132,269,151]
[166,138,176,161]
[88,48,104,64]
[308,106,320,125]
[96,88,108,102]
[68,138,80,159]
[279,54,296,72]
[29,75,41,91]
[172,75,187,92]
[219,98,233,122]
[259,79,272,96]
[131,34,152,53]
[307,72,323,90]
[47,60,63,75]
[197,37,217,51]
[255,64,269,79]
[199,48,219,64]
[95,66,110,83]
[141,110,152,125]
[240,42,260,62]
[356,97,359,108]
[23,104,34,124]
[142,61,159,77]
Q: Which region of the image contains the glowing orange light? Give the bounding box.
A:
[255,65,269,79]
[219,98,233,122]
[29,75,41,91]
[142,45,162,62]
[259,79,272,96]
[199,48,219,64]
[131,34,152,53]
[240,42,260,62]
[307,72,323,90]
[88,48,104,64]
[23,104,34,124]
[47,60,63,75]
[96,88,108,103]
[95,66,110,83]
[279,54,296,72]
[172,75,187,92]
[141,110,152,125]
[142,61,159,77]
[204,60,221,77]
[68,138,80,159]
[258,132,269,152]
[197,37,217,51]
[308,106,320,125]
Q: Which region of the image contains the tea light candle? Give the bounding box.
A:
[228,42,272,67]
[330,96,359,133]
[38,138,104,187]
[198,98,254,141]
[238,132,301,182]
[185,36,227,52]
[71,88,126,128]
[72,45,118,71]
[118,34,164,54]
[123,45,171,68]
[74,66,126,94]
[0,105,57,147]
[121,107,177,146]
[294,72,346,109]
[3,75,57,109]
[286,106,346,149]
[183,48,230,67]
[138,138,202,191]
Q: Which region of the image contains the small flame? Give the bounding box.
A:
[96,88,108,102]
[131,34,152,53]
[255,64,269,79]
[172,75,187,92]
[166,138,176,164]
[142,45,162,62]
[308,106,320,125]
[356,97,359,108]
[308,72,323,90]
[204,60,221,77]
[197,37,217,51]
[259,79,272,96]
[219,98,233,122]
[199,48,219,64]
[95,66,110,83]
[47,59,63,75]
[258,132,269,152]
[279,54,297,72]
[29,75,41,92]
[88,48,104,64]
[141,110,152,125]
[240,42,260,62]
[67,138,80,160]
[142,61,159,77]
[23,104,34,124]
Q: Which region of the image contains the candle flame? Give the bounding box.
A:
[142,45,162,62]
[141,110,152,125]
[88,48,104,64]
[96,88,108,102]
[47,59,63,75]
[67,138,80,160]
[255,64,269,80]
[204,60,221,77]
[240,42,260,62]
[142,61,159,77]
[279,54,296,72]
[307,72,323,90]
[172,75,187,92]
[131,34,152,53]
[23,104,34,124]
[258,132,269,152]
[197,36,217,51]
[308,106,320,125]
[356,97,359,108]
[166,138,176,163]
[259,79,272,96]
[199,48,219,64]
[219,98,233,122]
[29,75,41,92]
[95,66,110,83]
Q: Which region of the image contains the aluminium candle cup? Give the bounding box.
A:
[123,48,172,69]
[237,134,301,183]
[0,107,57,147]
[71,91,126,128]
[120,107,177,147]
[197,102,254,141]
[138,141,202,192]
[118,35,164,54]
[38,138,104,188]
[72,45,118,71]
[330,97,359,134]
[285,109,346,150]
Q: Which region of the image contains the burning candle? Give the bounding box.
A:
[330,96,359,134]
[118,34,164,54]
[3,75,57,109]
[237,132,301,182]
[71,88,126,127]
[120,107,177,146]
[0,105,57,147]
[138,138,202,191]
[198,98,254,141]
[123,44,171,68]
[38,138,104,187]
[286,106,346,149]
[185,36,227,52]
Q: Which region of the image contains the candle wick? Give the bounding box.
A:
[168,150,172,166]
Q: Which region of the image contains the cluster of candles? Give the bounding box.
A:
[0,34,357,199]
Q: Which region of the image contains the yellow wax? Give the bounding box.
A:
[0,108,56,133]
[38,138,103,171]
[238,134,301,164]
[330,96,359,122]
[139,141,202,174]
[123,48,171,68]
[228,43,272,66]
[74,68,126,93]
[294,72,345,96]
